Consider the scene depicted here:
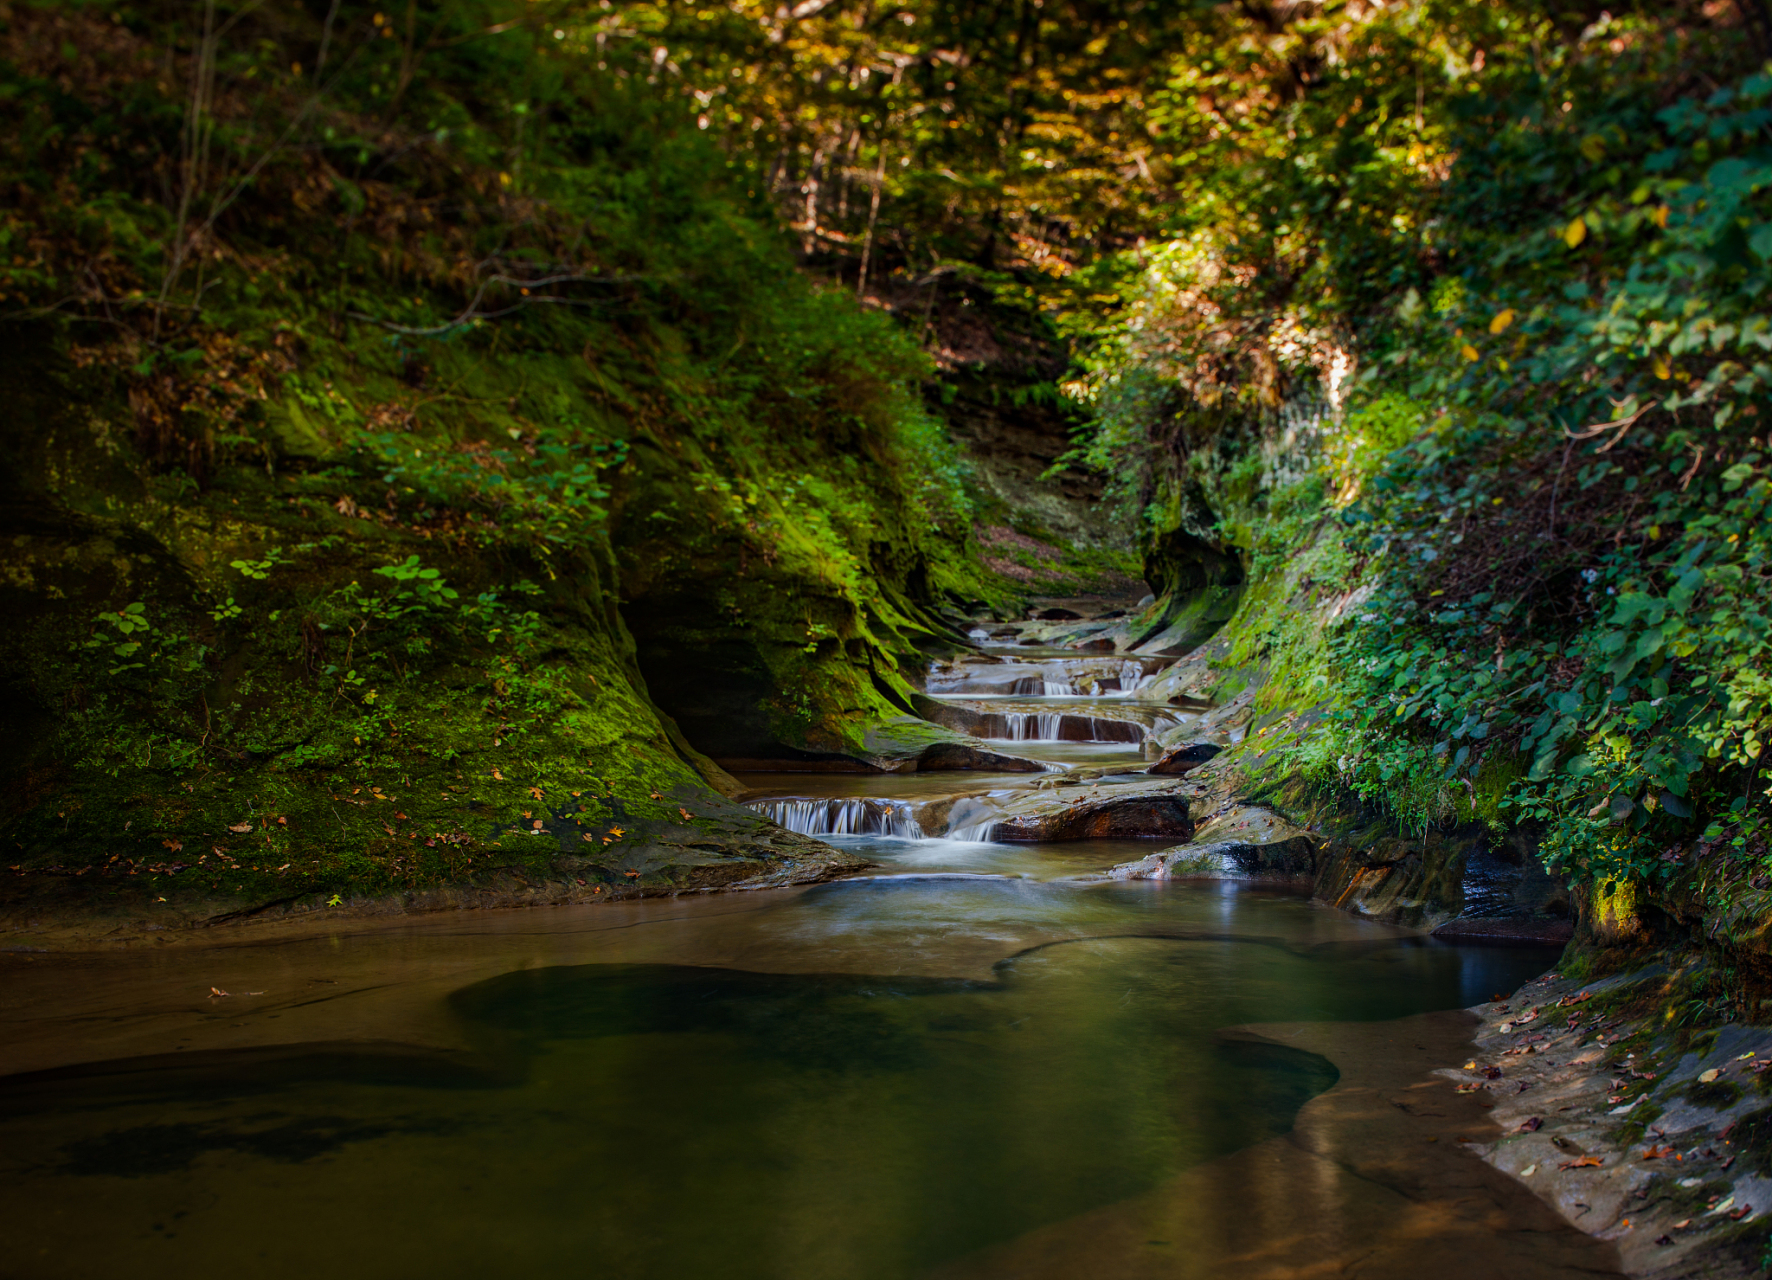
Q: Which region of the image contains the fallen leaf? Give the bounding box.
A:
[1483,1066,1503,1080]
[1520,1117,1543,1132]
[1699,1068,1721,1083]
[1641,1145,1677,1161]
[227,822,252,833]
[531,820,543,830]
[1730,1206,1751,1220]
[529,786,543,800]
[209,987,229,998]
[610,826,625,839]
[1739,1052,1758,1061]
[1559,1156,1604,1170]
[1464,1060,1478,1071]
[492,768,504,781]
[163,838,184,853]
[1520,1163,1537,1177]
[1455,1083,1484,1094]
[1564,216,1588,248]
[276,816,287,826]
[1673,1219,1691,1230]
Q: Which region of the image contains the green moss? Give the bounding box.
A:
[1687,1078,1744,1109]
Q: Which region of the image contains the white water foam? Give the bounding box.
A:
[747,798,923,838]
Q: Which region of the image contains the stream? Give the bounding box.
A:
[0,652,1618,1278]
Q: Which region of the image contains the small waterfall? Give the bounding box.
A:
[1041,679,1077,695]
[1120,661,1150,690]
[943,796,999,843]
[747,798,923,838]
[984,713,1145,744]
[1002,712,1064,741]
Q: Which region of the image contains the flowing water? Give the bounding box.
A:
[0,655,1617,1279]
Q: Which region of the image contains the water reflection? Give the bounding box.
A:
[0,878,1567,1280]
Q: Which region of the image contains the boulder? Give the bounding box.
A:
[1148,741,1222,775]
[1108,804,1318,881]
[947,774,1196,841]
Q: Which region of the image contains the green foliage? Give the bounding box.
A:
[1054,0,1772,919]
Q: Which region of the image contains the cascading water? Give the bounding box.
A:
[983,712,1146,744]
[1120,660,1154,691]
[1002,712,1065,741]
[746,797,923,838]
[1041,678,1077,695]
[942,796,1000,843]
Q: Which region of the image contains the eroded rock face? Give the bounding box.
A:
[993,795,1192,841]
[1107,804,1317,881]
[1311,830,1470,930]
[1148,741,1221,775]
[937,774,1197,841]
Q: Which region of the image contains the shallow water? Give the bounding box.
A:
[0,665,1604,1279]
[0,874,1564,1280]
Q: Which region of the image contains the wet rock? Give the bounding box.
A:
[1109,835,1317,882]
[995,796,1192,841]
[951,776,1196,841]
[1108,804,1318,881]
[1148,741,1222,775]
[1432,917,1574,945]
[1465,969,1772,1278]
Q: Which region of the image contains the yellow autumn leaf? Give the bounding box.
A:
[1564,217,1587,248]
[1653,355,1670,380]
[1651,205,1669,229]
[1461,343,1480,362]
[1489,309,1516,334]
